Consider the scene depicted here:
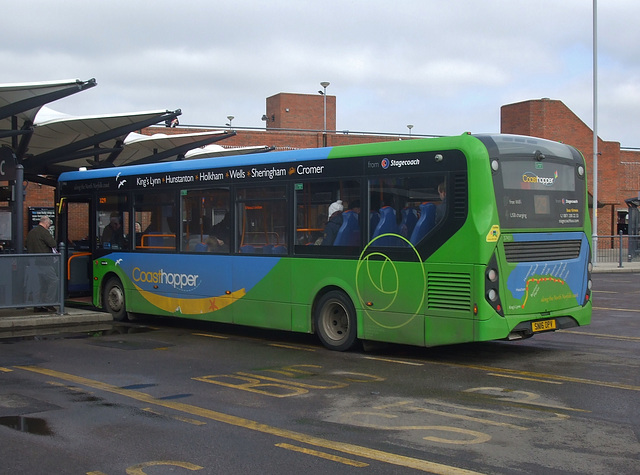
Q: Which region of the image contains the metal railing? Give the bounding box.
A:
[595,232,640,267]
[0,243,65,313]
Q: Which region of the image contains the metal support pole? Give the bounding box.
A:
[618,231,623,268]
[58,241,65,315]
[592,0,599,265]
[15,163,24,253]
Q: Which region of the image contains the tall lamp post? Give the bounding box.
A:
[320,81,330,132]
[320,82,330,147]
[592,0,598,265]
[407,124,413,136]
[226,115,234,128]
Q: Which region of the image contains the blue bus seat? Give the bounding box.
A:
[371,206,399,245]
[400,207,418,239]
[194,242,207,252]
[272,245,287,254]
[369,211,380,237]
[240,245,255,254]
[333,210,360,246]
[188,235,208,250]
[262,244,274,254]
[410,203,436,244]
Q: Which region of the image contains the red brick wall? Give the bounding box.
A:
[266,93,336,131]
[22,182,56,248]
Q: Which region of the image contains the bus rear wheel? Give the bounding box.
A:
[103,277,128,322]
[314,290,357,351]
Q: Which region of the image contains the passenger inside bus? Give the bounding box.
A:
[102,212,126,249]
[322,200,343,245]
[205,235,227,252]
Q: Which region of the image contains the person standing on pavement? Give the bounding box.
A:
[25,216,58,313]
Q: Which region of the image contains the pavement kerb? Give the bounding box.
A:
[0,306,113,331]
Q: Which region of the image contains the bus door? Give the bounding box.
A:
[62,199,93,297]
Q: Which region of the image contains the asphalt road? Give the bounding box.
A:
[0,273,638,474]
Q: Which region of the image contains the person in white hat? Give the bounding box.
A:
[323,200,343,245]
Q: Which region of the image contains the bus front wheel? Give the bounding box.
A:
[314,290,357,351]
[103,277,128,322]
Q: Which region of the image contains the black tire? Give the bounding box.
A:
[103,277,128,322]
[314,290,357,351]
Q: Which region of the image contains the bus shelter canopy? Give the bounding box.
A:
[0,79,273,185]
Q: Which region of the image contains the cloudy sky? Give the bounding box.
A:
[3,0,639,147]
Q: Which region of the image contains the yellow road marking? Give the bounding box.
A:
[374,400,569,422]
[269,343,317,352]
[0,367,13,373]
[425,362,640,392]
[487,373,564,384]
[17,365,484,475]
[142,408,206,426]
[275,443,369,467]
[126,461,203,474]
[593,306,640,313]
[559,330,640,342]
[192,333,228,339]
[363,356,424,366]
[360,404,527,431]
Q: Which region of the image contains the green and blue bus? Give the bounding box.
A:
[58,133,592,351]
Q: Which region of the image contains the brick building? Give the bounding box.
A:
[4,93,639,250]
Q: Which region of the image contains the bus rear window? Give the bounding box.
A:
[500,161,575,191]
[495,159,584,229]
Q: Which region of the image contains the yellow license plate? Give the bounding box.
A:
[532,319,557,332]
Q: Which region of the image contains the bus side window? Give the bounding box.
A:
[294,180,361,249]
[96,194,129,250]
[236,186,287,254]
[134,191,177,251]
[182,188,230,253]
[368,175,444,247]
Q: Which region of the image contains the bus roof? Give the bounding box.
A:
[58,133,574,183]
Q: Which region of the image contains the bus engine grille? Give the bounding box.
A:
[427,273,471,311]
[504,240,582,262]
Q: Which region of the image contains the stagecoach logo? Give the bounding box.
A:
[376,157,420,170]
[522,170,558,186]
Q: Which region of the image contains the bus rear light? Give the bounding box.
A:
[485,254,504,317]
[473,303,478,315]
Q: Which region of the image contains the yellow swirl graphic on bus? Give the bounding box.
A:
[133,283,246,315]
[355,233,426,329]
